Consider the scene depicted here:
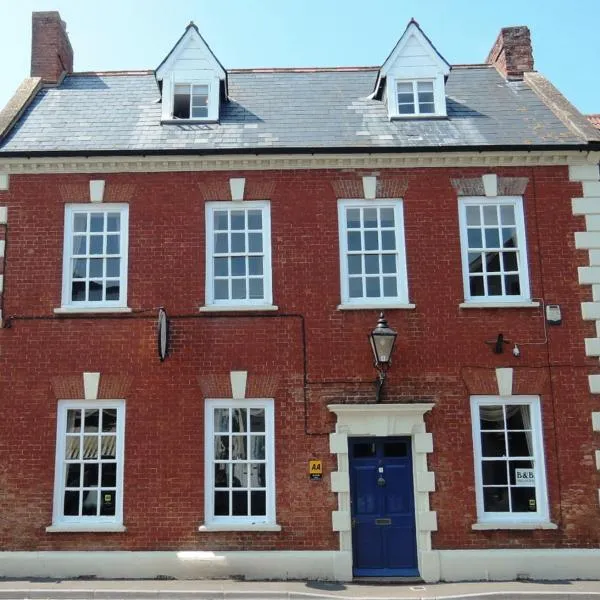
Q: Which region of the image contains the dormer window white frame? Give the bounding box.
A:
[174,82,209,119]
[376,20,450,120]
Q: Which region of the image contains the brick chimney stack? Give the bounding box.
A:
[31,11,73,83]
[486,26,534,80]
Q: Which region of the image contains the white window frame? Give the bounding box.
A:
[61,204,129,310]
[337,199,409,307]
[172,82,210,120]
[458,196,531,304]
[470,395,549,524]
[203,399,276,529]
[161,74,220,123]
[205,201,273,308]
[387,75,447,119]
[50,399,126,531]
[396,79,435,116]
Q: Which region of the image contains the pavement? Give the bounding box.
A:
[0,579,598,600]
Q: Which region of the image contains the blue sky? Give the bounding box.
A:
[1,0,598,115]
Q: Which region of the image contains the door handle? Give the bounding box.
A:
[352,518,357,528]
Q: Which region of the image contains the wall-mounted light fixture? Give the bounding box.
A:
[369,313,397,403]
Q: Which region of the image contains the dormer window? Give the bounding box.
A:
[397,80,435,115]
[156,22,227,125]
[375,19,450,120]
[173,83,209,119]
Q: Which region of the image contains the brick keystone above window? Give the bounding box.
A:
[51,374,133,399]
[198,180,276,201]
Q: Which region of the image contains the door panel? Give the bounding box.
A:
[349,437,418,577]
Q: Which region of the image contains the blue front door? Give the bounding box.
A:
[349,437,418,577]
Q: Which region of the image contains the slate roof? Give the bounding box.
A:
[0,66,586,154]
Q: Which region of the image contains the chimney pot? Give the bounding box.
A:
[31,11,74,83]
[486,26,534,80]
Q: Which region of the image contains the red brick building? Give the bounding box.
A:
[0,11,599,582]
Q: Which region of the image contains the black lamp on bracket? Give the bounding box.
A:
[369,313,398,403]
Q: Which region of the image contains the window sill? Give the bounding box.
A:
[337,303,415,311]
[199,523,282,532]
[161,119,218,125]
[459,301,540,309]
[54,307,132,314]
[199,305,279,312]
[472,521,557,531]
[390,114,448,121]
[46,524,126,533]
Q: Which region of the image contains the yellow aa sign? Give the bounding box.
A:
[309,460,322,479]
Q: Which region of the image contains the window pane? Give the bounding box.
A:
[398,103,415,114]
[483,205,498,225]
[483,487,509,512]
[469,276,484,296]
[105,280,120,300]
[107,213,120,232]
[248,233,262,253]
[363,208,378,229]
[191,105,208,119]
[231,211,245,230]
[383,277,397,297]
[250,491,266,516]
[397,82,412,93]
[231,279,246,300]
[506,405,528,430]
[214,233,228,253]
[249,278,264,299]
[505,275,520,295]
[84,463,99,486]
[381,231,396,251]
[90,236,103,255]
[89,258,103,278]
[214,436,229,460]
[173,87,190,119]
[347,231,361,251]
[101,463,116,487]
[487,275,502,295]
[481,460,507,485]
[231,257,246,276]
[90,214,104,232]
[214,491,229,515]
[502,252,518,272]
[89,281,102,301]
[380,208,394,228]
[231,436,247,460]
[511,486,536,512]
[485,229,500,248]
[82,490,98,516]
[349,278,362,298]
[214,280,228,300]
[66,463,81,487]
[481,432,506,457]
[346,209,360,229]
[73,259,86,278]
[419,102,435,114]
[84,409,99,431]
[73,214,87,232]
[248,210,262,230]
[417,81,433,92]
[231,233,245,253]
[381,254,396,274]
[468,253,482,273]
[364,231,378,251]
[466,206,480,226]
[250,436,265,459]
[348,255,362,275]
[365,277,380,297]
[101,435,116,458]
[486,252,501,273]
[502,228,517,248]
[479,405,504,429]
[106,258,120,278]
[100,490,116,516]
[214,409,229,432]
[364,254,379,274]
[248,257,263,276]
[508,432,531,457]
[467,229,482,248]
[249,409,265,432]
[214,211,228,231]
[64,491,80,516]
[500,205,516,225]
[232,491,247,515]
[73,236,87,255]
[384,442,408,457]
[215,466,229,488]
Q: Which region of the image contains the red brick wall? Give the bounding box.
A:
[0,165,597,551]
